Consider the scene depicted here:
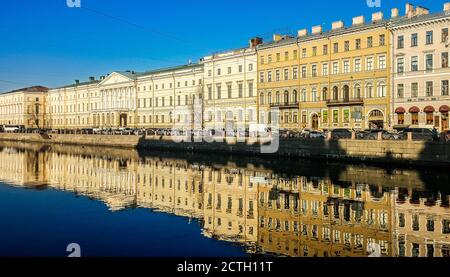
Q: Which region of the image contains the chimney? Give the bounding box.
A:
[406,3,415,18]
[415,6,430,16]
[297,29,308,37]
[273,34,283,42]
[75,80,80,85]
[445,2,450,12]
[391,8,399,18]
[89,76,95,82]
[332,20,344,30]
[249,37,263,48]
[372,12,384,22]
[352,16,365,26]
[312,25,323,35]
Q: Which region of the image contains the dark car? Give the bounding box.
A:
[440,130,450,142]
[331,128,352,140]
[399,128,439,141]
[362,130,400,140]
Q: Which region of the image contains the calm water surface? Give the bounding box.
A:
[0,141,449,257]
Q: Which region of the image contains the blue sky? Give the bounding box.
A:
[0,0,445,92]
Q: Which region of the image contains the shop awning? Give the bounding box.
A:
[439,105,450,113]
[395,107,406,114]
[424,106,435,113]
[409,106,420,113]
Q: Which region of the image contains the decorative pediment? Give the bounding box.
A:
[98,72,135,87]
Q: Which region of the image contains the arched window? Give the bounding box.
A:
[267,92,272,104]
[343,85,350,101]
[333,86,339,100]
[259,92,265,105]
[322,87,328,101]
[276,91,281,104]
[377,82,386,98]
[366,83,374,98]
[301,89,307,102]
[354,84,361,99]
[292,90,298,104]
[284,91,289,105]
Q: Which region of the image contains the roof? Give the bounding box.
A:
[0,86,48,95]
[391,11,450,28]
[137,63,203,78]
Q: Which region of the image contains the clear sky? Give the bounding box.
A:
[0,0,445,92]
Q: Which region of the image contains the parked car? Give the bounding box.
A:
[309,130,326,139]
[81,128,94,134]
[440,130,450,142]
[362,129,400,140]
[331,128,352,140]
[399,128,439,141]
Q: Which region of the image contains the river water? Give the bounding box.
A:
[0,141,449,257]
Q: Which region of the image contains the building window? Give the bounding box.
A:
[276,53,281,62]
[275,70,280,81]
[397,57,404,73]
[293,67,298,79]
[442,28,449,43]
[312,47,317,56]
[333,110,339,123]
[332,62,339,75]
[442,52,449,68]
[312,65,318,77]
[366,57,374,71]
[248,82,254,97]
[343,60,350,73]
[238,65,243,73]
[443,80,449,96]
[284,68,289,80]
[356,39,361,50]
[268,54,272,63]
[260,56,265,64]
[268,71,272,82]
[259,93,264,105]
[367,36,373,48]
[443,220,450,234]
[397,35,404,49]
[284,51,289,61]
[378,55,386,69]
[322,63,329,76]
[249,63,253,71]
[379,34,386,46]
[411,33,418,47]
[411,82,418,98]
[397,84,404,98]
[354,59,361,72]
[301,89,307,102]
[301,66,307,78]
[238,83,243,98]
[302,48,307,58]
[426,54,434,71]
[323,45,328,55]
[311,88,317,102]
[217,85,221,99]
[344,41,350,52]
[227,84,232,98]
[366,83,373,98]
[378,82,386,97]
[333,43,339,53]
[293,50,298,59]
[260,72,265,83]
[427,219,435,232]
[411,56,419,71]
[426,31,434,45]
[426,81,434,97]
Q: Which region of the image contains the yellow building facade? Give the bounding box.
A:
[257,12,392,131]
[0,86,48,128]
[257,35,301,131]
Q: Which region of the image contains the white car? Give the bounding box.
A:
[309,131,325,139]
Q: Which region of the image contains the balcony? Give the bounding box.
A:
[270,102,299,109]
[326,98,364,107]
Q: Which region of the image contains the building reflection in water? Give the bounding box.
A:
[0,142,449,257]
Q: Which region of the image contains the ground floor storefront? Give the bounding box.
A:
[394,103,450,131]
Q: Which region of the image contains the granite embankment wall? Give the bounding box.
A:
[0,133,449,166]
